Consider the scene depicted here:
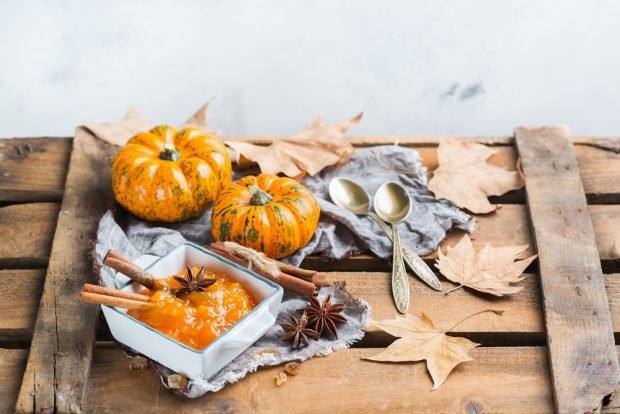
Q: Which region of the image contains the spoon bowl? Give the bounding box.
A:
[374,182,412,224]
[328,178,371,215]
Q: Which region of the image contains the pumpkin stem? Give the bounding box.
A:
[249,185,273,206]
[159,145,181,161]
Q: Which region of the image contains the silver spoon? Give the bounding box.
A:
[374,182,412,313]
[328,178,442,291]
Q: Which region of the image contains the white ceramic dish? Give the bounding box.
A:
[101,242,283,380]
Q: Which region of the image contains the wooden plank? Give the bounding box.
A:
[0,138,72,202]
[0,201,616,274]
[0,349,29,414]
[84,345,555,413]
[0,269,45,341]
[0,201,615,273]
[515,126,620,414]
[576,143,620,203]
[92,272,620,347]
[0,266,589,346]
[302,204,620,272]
[6,346,620,413]
[2,138,619,205]
[7,270,620,347]
[0,203,60,268]
[15,129,118,413]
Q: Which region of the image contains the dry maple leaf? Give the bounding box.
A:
[83,106,152,146]
[225,113,363,178]
[435,235,537,296]
[365,309,503,390]
[83,102,213,146]
[428,138,524,214]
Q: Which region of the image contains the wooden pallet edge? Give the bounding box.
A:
[15,128,117,413]
[515,126,620,414]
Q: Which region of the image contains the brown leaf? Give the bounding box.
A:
[225,113,362,178]
[83,101,214,147]
[428,138,524,213]
[365,310,502,390]
[183,101,211,130]
[435,235,537,296]
[83,106,152,146]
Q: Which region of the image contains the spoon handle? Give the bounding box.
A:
[367,212,442,291]
[391,223,410,314]
[400,246,442,291]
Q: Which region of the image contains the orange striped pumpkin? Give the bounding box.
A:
[211,174,320,258]
[112,125,231,222]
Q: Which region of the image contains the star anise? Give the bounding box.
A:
[173,265,216,296]
[280,311,319,348]
[300,295,347,338]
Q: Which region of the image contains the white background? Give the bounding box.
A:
[1,0,619,138]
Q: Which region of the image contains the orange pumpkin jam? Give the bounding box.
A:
[128,267,256,350]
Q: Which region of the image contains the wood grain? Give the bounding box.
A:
[83,345,555,414]
[15,129,118,414]
[576,143,620,203]
[0,201,618,274]
[0,269,45,341]
[516,126,620,414]
[0,138,71,202]
[301,204,620,271]
[0,349,28,414]
[3,345,620,413]
[8,269,620,349]
[0,203,60,268]
[1,138,619,205]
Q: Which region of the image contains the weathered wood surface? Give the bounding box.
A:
[2,137,619,203]
[0,269,45,341]
[0,133,618,413]
[15,129,118,413]
[0,349,29,414]
[84,346,556,414]
[0,138,71,202]
[0,203,60,268]
[2,345,620,413]
[8,269,620,349]
[516,126,620,414]
[2,201,619,275]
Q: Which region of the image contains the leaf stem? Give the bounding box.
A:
[444,284,464,295]
[445,309,504,333]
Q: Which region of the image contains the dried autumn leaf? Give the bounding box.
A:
[83,106,152,146]
[435,235,537,296]
[365,310,502,390]
[428,138,524,214]
[225,113,363,178]
[83,101,213,147]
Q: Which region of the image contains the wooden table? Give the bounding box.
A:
[1,129,619,413]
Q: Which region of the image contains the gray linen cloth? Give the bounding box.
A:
[94,145,473,397]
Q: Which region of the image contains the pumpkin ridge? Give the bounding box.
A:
[276,199,310,245]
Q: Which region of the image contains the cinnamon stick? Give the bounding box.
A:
[211,242,318,279]
[207,244,317,297]
[80,291,154,310]
[103,250,156,290]
[82,283,150,302]
[272,259,317,279]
